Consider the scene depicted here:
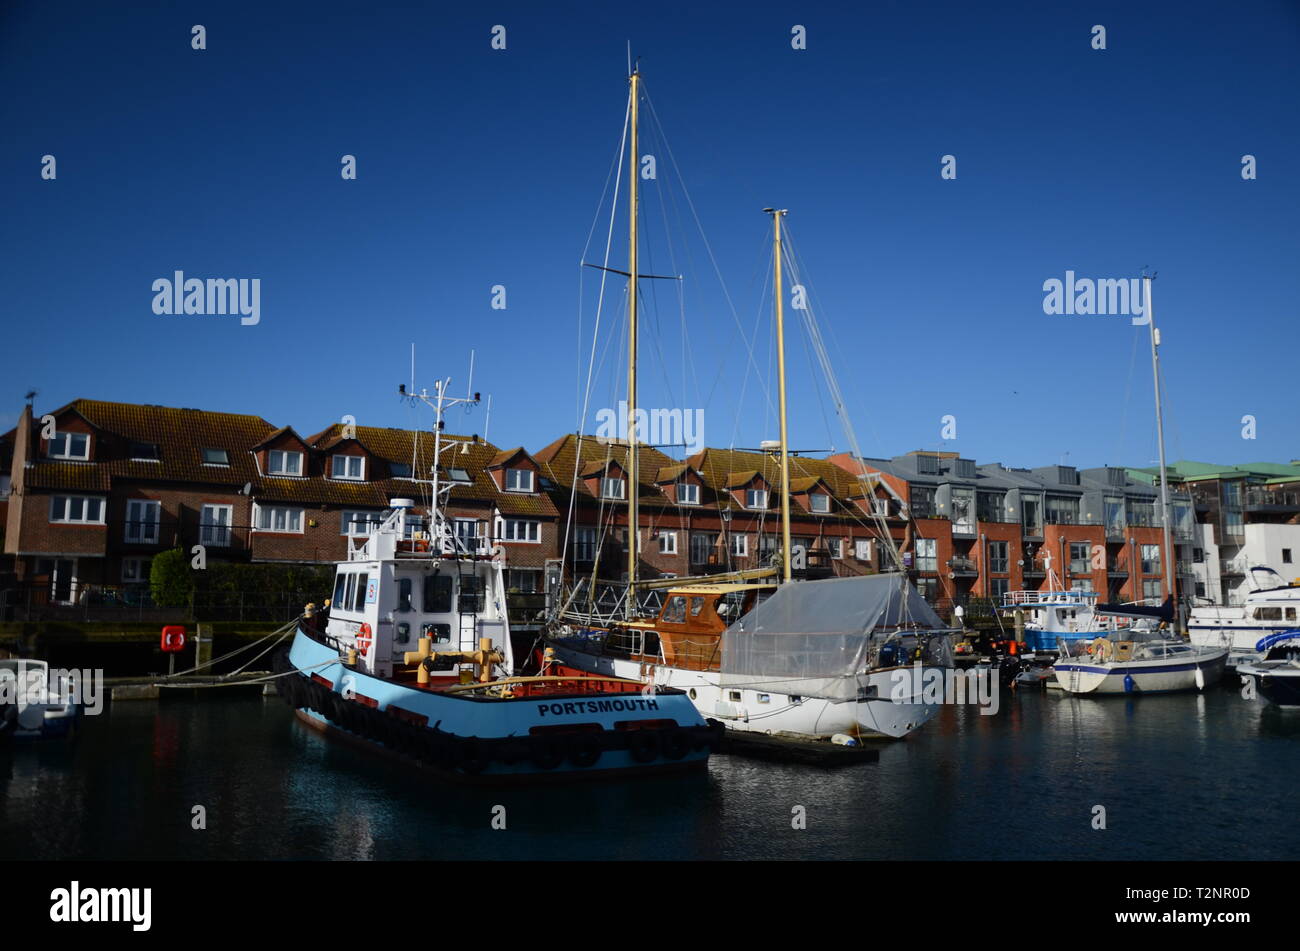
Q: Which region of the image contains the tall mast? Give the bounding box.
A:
[626,67,641,617]
[1145,274,1178,629]
[766,208,792,583]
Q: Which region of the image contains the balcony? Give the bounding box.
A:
[947,556,978,576]
[1245,489,1300,513]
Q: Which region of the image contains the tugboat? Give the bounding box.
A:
[273,378,720,781]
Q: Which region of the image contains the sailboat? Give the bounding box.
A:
[543,67,954,742]
[1052,276,1227,694]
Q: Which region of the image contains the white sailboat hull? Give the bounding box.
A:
[1053,648,1228,695]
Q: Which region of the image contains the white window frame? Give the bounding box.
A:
[746,488,768,510]
[201,448,230,466]
[678,483,700,505]
[855,539,872,562]
[253,504,304,534]
[200,504,233,547]
[810,493,830,514]
[340,510,384,537]
[601,477,626,500]
[658,530,678,555]
[123,500,161,544]
[48,431,90,460]
[505,468,534,493]
[731,533,748,557]
[267,449,303,477]
[49,495,106,524]
[499,518,541,543]
[453,518,483,553]
[827,538,843,559]
[332,455,365,481]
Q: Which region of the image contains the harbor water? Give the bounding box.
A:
[3,683,1295,861]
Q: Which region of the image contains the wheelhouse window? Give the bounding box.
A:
[810,493,830,514]
[458,576,486,613]
[424,575,453,613]
[505,468,534,492]
[678,483,700,505]
[48,431,90,460]
[254,505,303,533]
[332,455,365,480]
[746,489,768,510]
[201,447,229,466]
[663,596,687,623]
[267,450,303,476]
[49,495,105,524]
[601,477,625,500]
[200,504,232,547]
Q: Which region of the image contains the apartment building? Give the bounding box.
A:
[1129,460,1300,605]
[834,450,1195,611]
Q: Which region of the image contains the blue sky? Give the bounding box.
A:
[2,0,1297,470]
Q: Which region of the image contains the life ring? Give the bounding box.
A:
[1089,638,1114,662]
[660,729,691,761]
[356,623,373,658]
[627,730,661,764]
[567,735,602,768]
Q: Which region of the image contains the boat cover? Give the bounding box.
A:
[1094,596,1174,622]
[720,574,946,701]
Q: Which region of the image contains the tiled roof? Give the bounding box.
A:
[535,433,678,509]
[688,448,885,520]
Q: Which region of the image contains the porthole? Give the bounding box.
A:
[688,688,697,700]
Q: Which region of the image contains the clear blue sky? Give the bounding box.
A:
[3,0,1297,470]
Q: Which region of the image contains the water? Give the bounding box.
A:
[3,684,1296,860]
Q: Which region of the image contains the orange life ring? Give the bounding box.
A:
[356,622,373,657]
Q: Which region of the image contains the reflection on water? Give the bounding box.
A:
[2,685,1296,860]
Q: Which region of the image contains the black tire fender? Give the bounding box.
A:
[661,728,691,761]
[627,729,661,763]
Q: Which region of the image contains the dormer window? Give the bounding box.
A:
[447,467,471,484]
[202,448,230,466]
[505,468,534,493]
[601,477,626,500]
[48,431,90,460]
[746,489,768,510]
[810,492,830,513]
[332,455,365,480]
[678,483,700,505]
[268,449,303,476]
[390,462,412,478]
[128,441,160,461]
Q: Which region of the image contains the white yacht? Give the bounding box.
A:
[1189,567,1300,667]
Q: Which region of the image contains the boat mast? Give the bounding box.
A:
[1144,273,1179,630]
[765,208,793,584]
[626,66,641,617]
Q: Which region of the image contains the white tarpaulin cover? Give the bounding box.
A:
[720,574,948,700]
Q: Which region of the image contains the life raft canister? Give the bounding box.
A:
[356,622,373,657]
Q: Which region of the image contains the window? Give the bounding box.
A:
[1193,548,1204,564]
[690,533,715,565]
[1141,544,1161,575]
[48,431,90,460]
[353,572,370,611]
[916,538,937,572]
[658,531,678,555]
[390,462,412,478]
[1021,496,1043,535]
[124,500,161,543]
[341,511,384,536]
[1195,582,1206,598]
[746,489,768,510]
[810,493,830,514]
[1254,606,1283,621]
[977,492,1007,523]
[1045,495,1080,525]
[128,441,159,461]
[255,505,303,533]
[500,519,540,543]
[574,526,596,561]
[678,483,700,505]
[731,534,748,557]
[507,569,541,593]
[424,575,453,613]
[910,485,937,518]
[49,495,105,524]
[855,539,872,562]
[989,578,1009,599]
[1284,549,1293,565]
[267,450,302,476]
[447,467,471,483]
[332,455,365,480]
[988,541,1009,574]
[1104,497,1125,535]
[826,538,842,559]
[1071,578,1095,592]
[951,491,975,534]
[122,557,151,583]
[1069,542,1091,575]
[200,504,232,547]
[1129,500,1157,527]
[663,596,687,623]
[202,448,229,466]
[505,468,534,492]
[397,578,414,612]
[0,474,9,499]
[458,576,485,613]
[601,477,625,500]
[690,597,705,617]
[453,518,481,553]
[759,534,779,562]
[1143,580,1164,600]
[332,573,347,609]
